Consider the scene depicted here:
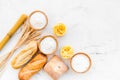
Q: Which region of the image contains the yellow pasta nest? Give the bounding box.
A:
[60,46,74,59]
[53,23,66,36]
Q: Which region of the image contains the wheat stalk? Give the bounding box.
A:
[0,22,41,73]
[0,10,48,74]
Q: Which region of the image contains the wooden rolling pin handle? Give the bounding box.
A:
[0,14,27,50]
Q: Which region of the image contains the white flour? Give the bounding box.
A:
[71,54,90,72]
[30,12,46,29]
[40,37,57,54]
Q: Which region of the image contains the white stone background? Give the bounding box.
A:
[0,0,120,80]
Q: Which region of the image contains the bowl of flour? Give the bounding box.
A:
[39,35,58,55]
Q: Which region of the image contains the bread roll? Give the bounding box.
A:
[11,41,38,69]
[19,53,47,80]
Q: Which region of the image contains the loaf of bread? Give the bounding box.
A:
[19,53,47,80]
[44,55,68,80]
[11,41,38,69]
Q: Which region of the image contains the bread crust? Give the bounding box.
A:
[11,41,38,69]
[44,55,68,80]
[19,53,47,80]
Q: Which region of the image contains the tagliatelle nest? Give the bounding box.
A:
[53,23,66,36]
[60,46,74,59]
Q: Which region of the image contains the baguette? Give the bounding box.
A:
[19,53,47,80]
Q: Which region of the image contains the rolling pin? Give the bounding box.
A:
[0,14,27,50]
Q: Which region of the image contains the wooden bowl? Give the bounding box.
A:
[70,52,92,73]
[28,10,48,30]
[38,35,58,55]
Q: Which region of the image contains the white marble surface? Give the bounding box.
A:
[0,0,120,80]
